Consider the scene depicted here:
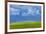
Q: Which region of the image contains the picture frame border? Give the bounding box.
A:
[5,0,45,34]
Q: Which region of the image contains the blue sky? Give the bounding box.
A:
[10,4,41,22]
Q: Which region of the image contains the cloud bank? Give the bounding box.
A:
[10,5,41,16]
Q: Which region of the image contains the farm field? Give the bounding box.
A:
[10,22,41,29]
